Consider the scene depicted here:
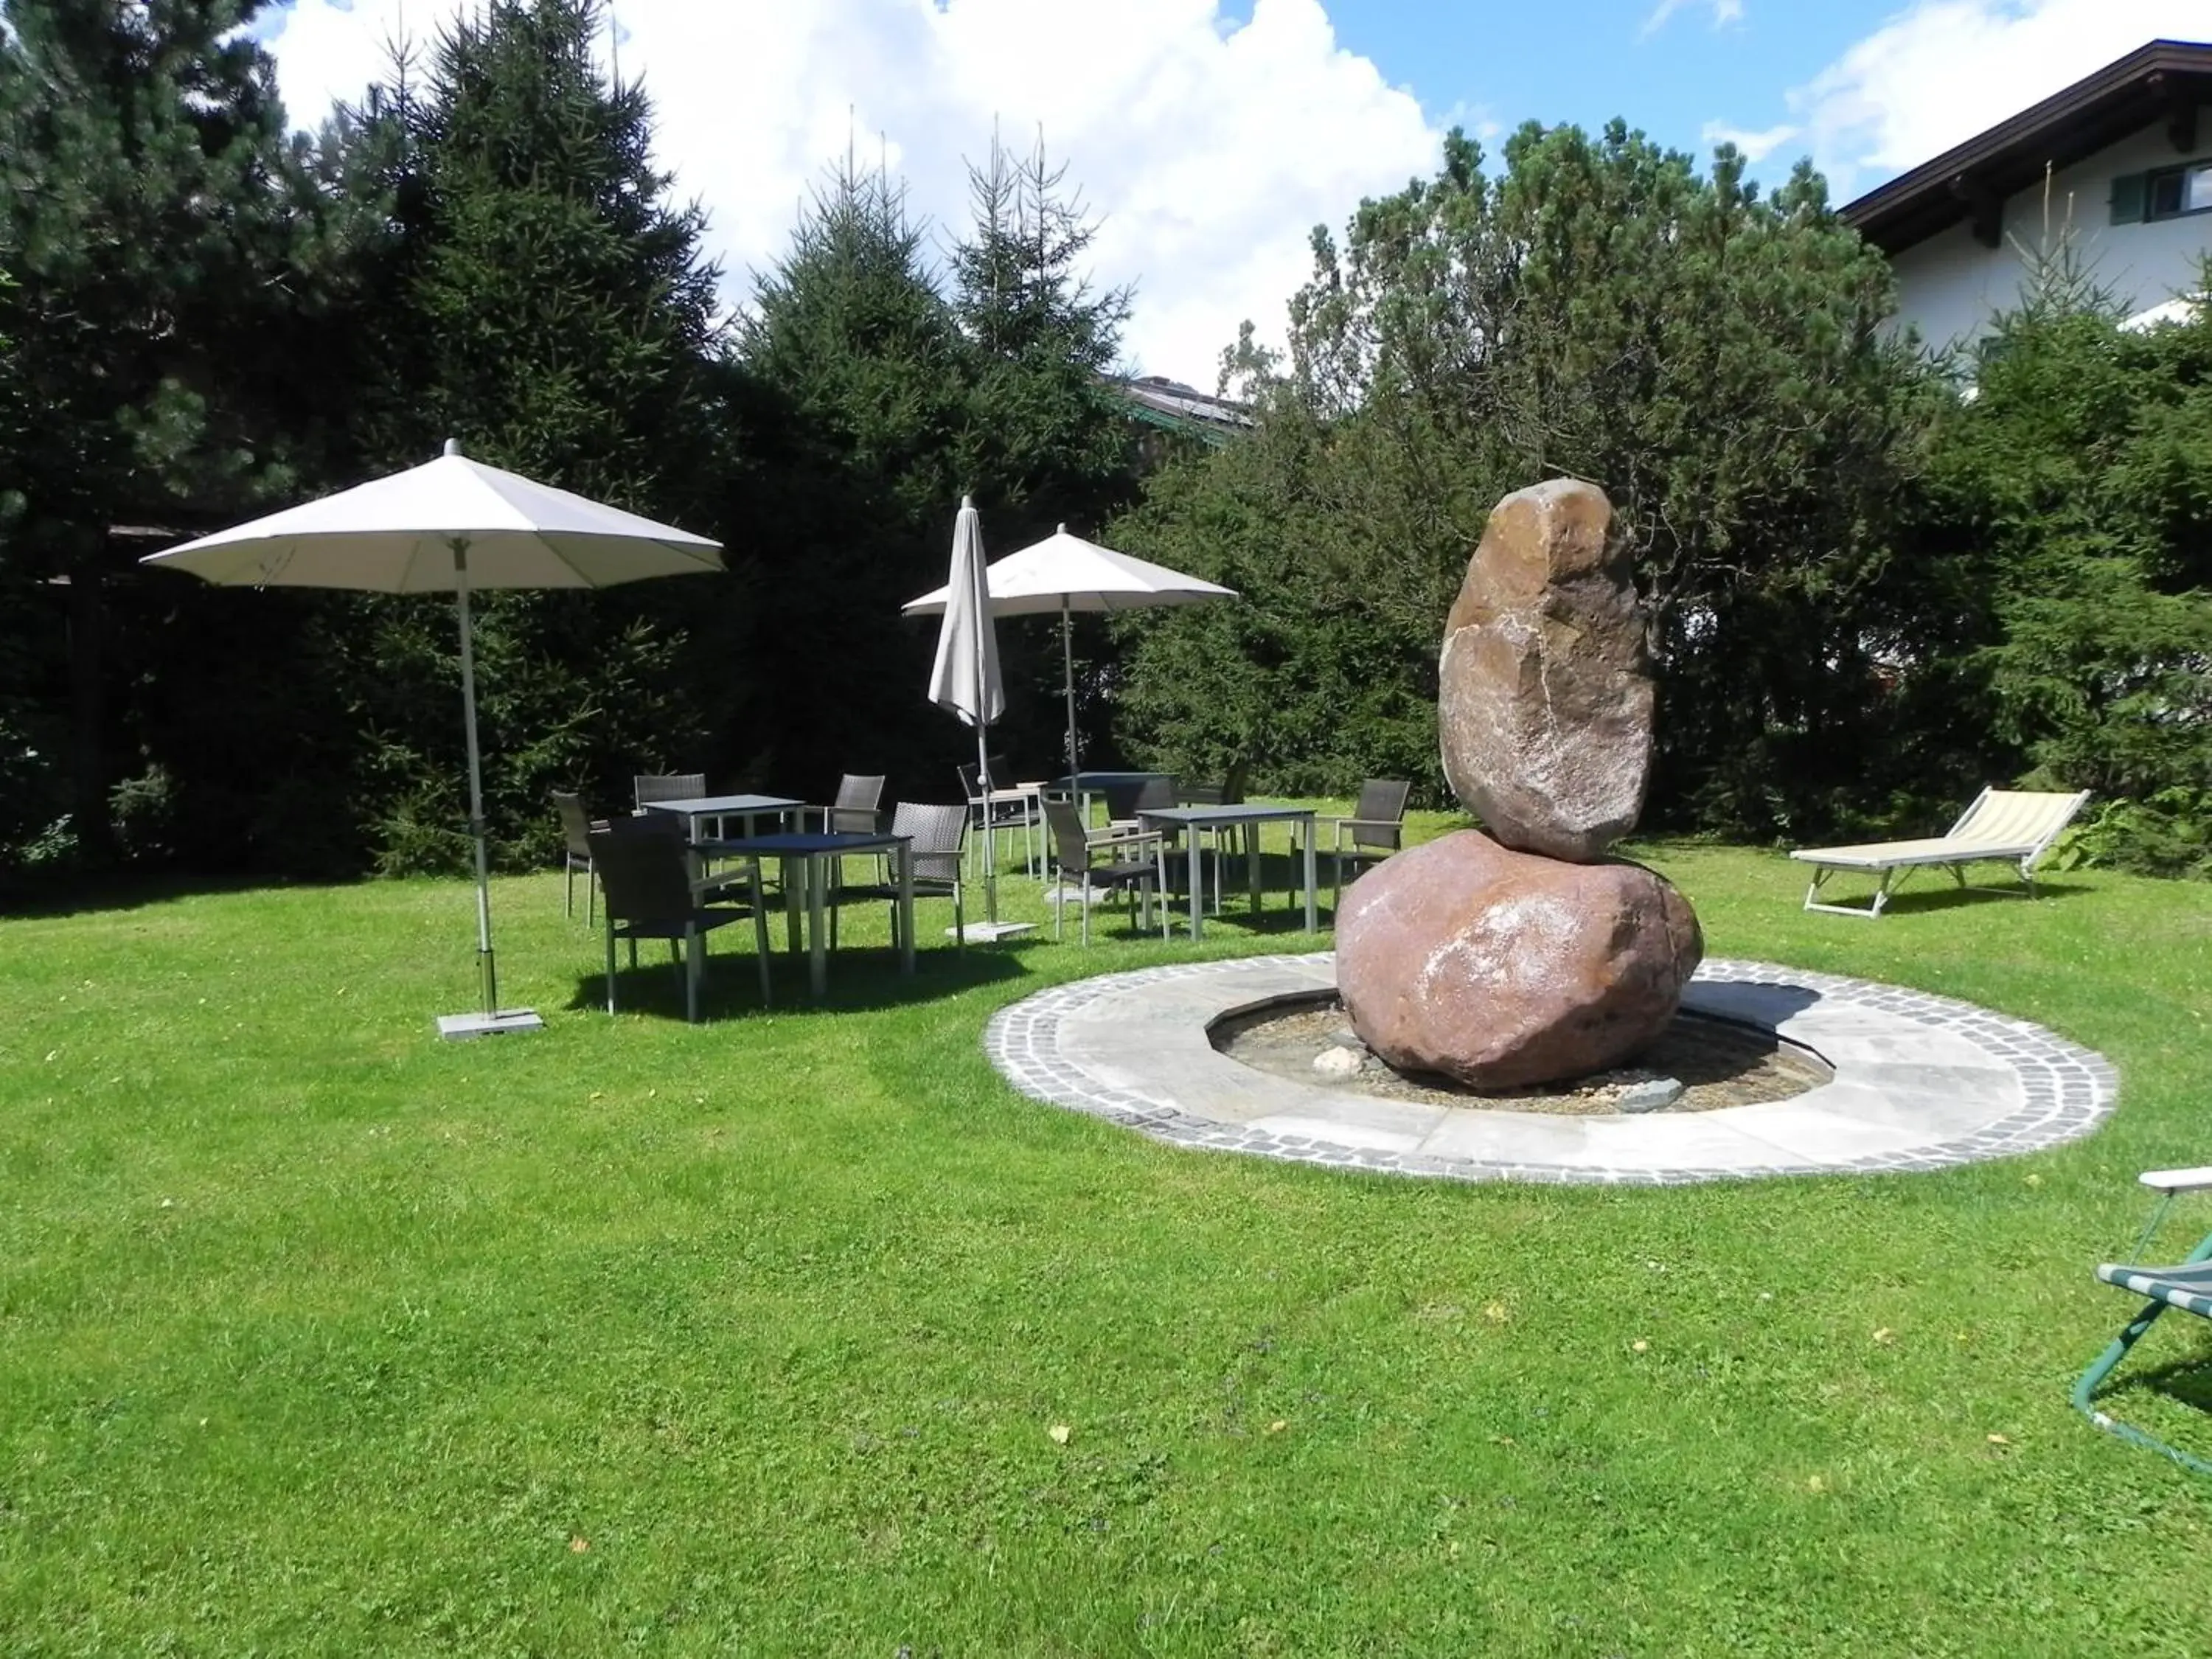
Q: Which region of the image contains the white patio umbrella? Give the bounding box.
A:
[926,495,1007,929]
[902,525,1236,777]
[142,439,725,1038]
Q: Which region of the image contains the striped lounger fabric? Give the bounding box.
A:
[1789,787,2090,918]
[2094,1261,2212,1319]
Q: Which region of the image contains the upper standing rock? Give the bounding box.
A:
[1438,479,1652,863]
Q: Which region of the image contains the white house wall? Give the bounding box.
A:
[1885,110,2212,352]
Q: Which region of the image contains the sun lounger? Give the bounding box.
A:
[1789,787,2090,917]
[2073,1165,2212,1476]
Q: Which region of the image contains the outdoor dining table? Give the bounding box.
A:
[1138,802,1318,942]
[1050,770,1175,830]
[699,830,914,998]
[643,792,804,841]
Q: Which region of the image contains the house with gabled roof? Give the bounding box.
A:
[1841,38,2212,349]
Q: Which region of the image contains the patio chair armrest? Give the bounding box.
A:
[1331,817,1402,850]
[2140,1167,2212,1194]
[1092,827,1164,850]
[693,860,762,899]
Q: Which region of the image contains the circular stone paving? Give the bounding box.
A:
[982,954,2118,1185]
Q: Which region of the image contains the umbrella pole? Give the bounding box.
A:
[437,538,542,1038]
[1062,597,1078,780]
[978,721,997,925]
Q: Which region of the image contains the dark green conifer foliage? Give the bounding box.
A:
[0,0,320,858]
[731,159,974,796]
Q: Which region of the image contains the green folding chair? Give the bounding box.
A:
[2073,1164,2212,1475]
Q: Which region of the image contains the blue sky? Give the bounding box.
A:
[1307,0,1891,191]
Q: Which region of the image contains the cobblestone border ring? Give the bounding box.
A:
[982,954,2117,1184]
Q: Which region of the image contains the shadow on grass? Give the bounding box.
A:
[2088,1352,2212,1467]
[1808,877,2094,918]
[0,867,351,922]
[566,933,1034,1022]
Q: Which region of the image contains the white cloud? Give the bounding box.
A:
[1643,0,1745,38]
[1787,0,2212,201]
[262,0,1444,383]
[1700,119,1798,162]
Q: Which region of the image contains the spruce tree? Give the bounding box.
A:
[948,132,1137,534]
[329,0,731,868]
[733,159,975,793]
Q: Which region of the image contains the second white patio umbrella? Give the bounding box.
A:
[143,440,725,1038]
[903,525,1236,777]
[926,496,1007,928]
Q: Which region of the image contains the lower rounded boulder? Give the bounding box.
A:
[1336,830,1703,1089]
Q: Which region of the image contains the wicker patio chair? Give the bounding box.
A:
[632,772,707,812]
[1326,778,1411,911]
[588,824,771,1020]
[1043,797,1165,946]
[553,790,600,922]
[829,801,970,953]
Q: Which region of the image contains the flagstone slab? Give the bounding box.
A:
[981,953,2116,1185]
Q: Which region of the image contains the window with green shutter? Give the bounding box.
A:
[2116,159,2212,223]
[2111,170,2146,224]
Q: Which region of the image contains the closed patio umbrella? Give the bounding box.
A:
[902,525,1235,777]
[143,439,724,1038]
[927,495,1008,930]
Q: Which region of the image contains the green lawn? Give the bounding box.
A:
[3,817,2210,1655]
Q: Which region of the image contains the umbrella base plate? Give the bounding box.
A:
[437,1008,546,1040]
[949,921,1037,944]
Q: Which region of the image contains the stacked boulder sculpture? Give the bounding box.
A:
[1337,479,1704,1090]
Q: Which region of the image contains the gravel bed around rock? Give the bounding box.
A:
[1211,994,1829,1114]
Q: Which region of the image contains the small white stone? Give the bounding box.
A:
[1312,1045,1365,1078]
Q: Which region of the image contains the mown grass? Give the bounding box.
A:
[2,813,2210,1656]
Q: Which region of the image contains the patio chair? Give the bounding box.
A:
[1043,797,1165,946]
[829,801,970,953]
[2073,1164,2212,1476]
[1177,758,1249,808]
[813,773,886,835]
[957,757,1038,875]
[1102,773,1178,838]
[1326,778,1412,912]
[1789,787,2091,918]
[553,790,599,922]
[633,771,706,812]
[807,773,886,893]
[588,824,771,1020]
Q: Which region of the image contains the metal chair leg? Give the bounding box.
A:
[754,911,773,1007]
